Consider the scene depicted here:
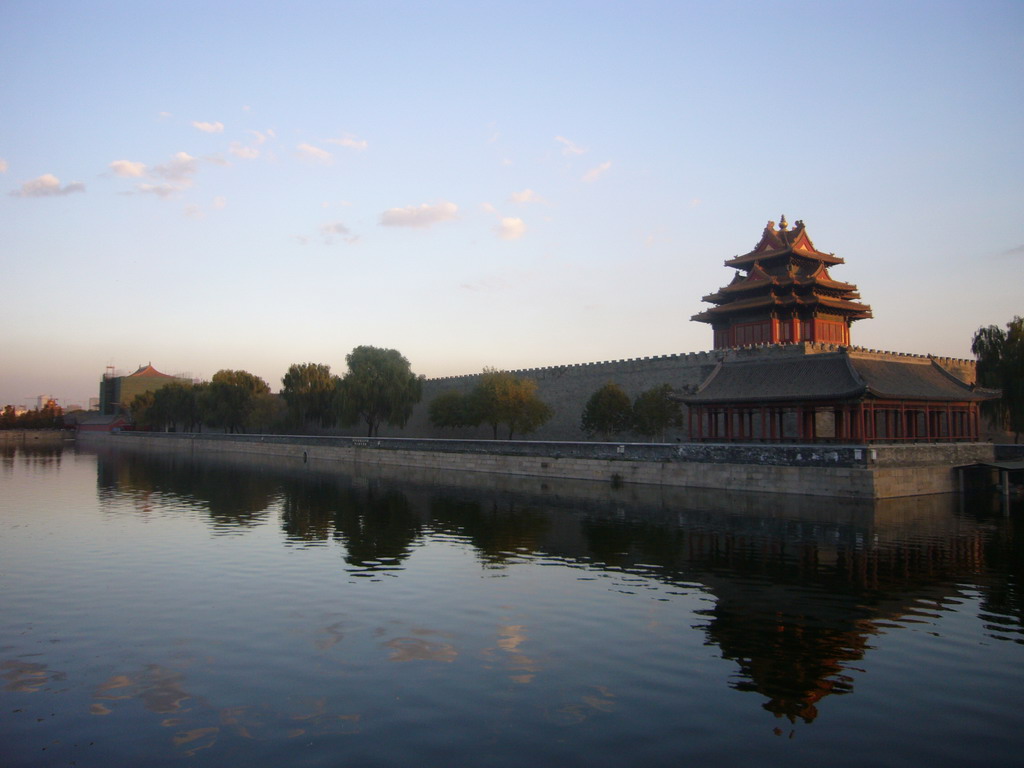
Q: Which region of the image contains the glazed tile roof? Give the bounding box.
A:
[683,353,994,404]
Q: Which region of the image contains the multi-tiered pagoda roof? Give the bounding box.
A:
[692,217,872,349]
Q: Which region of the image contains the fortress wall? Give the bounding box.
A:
[352,342,978,442]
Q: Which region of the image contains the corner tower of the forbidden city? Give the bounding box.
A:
[692,216,873,349]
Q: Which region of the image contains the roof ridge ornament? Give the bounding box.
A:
[778,214,788,231]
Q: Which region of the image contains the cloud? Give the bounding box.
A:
[212,196,227,210]
[136,183,178,198]
[192,121,224,133]
[509,188,542,204]
[297,143,333,163]
[322,222,350,235]
[480,202,499,215]
[582,160,611,183]
[555,136,586,156]
[320,221,358,245]
[0,158,7,173]
[10,174,85,197]
[326,133,368,151]
[379,201,458,228]
[152,152,199,182]
[1001,244,1024,257]
[229,143,259,159]
[109,160,147,178]
[496,217,526,241]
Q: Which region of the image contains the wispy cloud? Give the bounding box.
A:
[320,221,359,245]
[482,202,528,241]
[555,136,586,156]
[496,217,526,241]
[379,201,458,228]
[297,143,333,163]
[10,174,85,197]
[152,152,199,182]
[192,120,224,133]
[229,143,260,159]
[509,188,543,204]
[582,160,612,183]
[135,183,178,198]
[109,160,147,178]
[325,133,368,151]
[1001,244,1024,257]
[0,158,7,173]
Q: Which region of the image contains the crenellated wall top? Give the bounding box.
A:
[426,342,976,383]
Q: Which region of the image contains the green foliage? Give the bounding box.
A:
[129,390,160,429]
[337,346,423,437]
[473,368,552,439]
[281,362,339,430]
[972,316,1024,442]
[200,370,272,434]
[247,391,288,434]
[580,382,633,439]
[130,381,202,432]
[428,390,480,430]
[632,383,683,441]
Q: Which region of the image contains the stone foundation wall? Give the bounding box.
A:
[79,432,995,500]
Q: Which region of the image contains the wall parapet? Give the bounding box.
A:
[109,431,992,469]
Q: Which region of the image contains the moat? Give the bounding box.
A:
[2,442,1022,767]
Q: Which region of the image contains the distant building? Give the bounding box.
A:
[99,364,192,415]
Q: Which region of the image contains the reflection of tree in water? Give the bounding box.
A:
[581,517,687,570]
[332,484,421,568]
[427,495,551,566]
[95,451,276,532]
[1,443,64,472]
[977,513,1024,644]
[279,475,342,544]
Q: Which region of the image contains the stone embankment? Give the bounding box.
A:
[0,430,72,445]
[77,431,996,500]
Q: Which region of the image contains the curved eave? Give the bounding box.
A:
[725,249,845,269]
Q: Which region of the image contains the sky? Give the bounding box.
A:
[2,0,1022,408]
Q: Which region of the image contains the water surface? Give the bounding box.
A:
[2,443,1022,767]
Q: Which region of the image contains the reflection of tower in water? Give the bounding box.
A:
[690,495,993,724]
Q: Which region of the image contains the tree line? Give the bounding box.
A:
[0,400,64,430]
[130,346,425,437]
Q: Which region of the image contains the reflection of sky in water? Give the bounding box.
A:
[1,446,1023,767]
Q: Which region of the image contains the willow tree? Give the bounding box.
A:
[281,362,338,430]
[338,346,423,437]
[972,316,1024,442]
[201,369,271,434]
